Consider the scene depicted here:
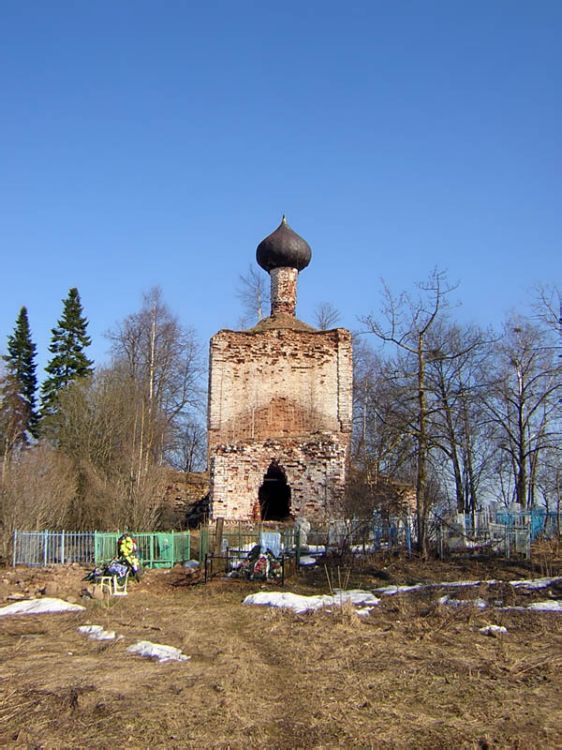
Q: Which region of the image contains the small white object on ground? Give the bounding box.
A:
[127,640,190,662]
[479,625,508,636]
[526,600,562,612]
[298,556,317,567]
[0,597,85,617]
[78,624,117,641]
[355,607,374,617]
[243,589,379,614]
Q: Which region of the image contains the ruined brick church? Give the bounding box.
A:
[208,217,352,522]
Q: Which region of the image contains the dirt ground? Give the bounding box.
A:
[0,554,561,750]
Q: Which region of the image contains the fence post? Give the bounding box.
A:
[61,530,65,565]
[215,518,224,556]
[405,519,412,558]
[43,530,48,567]
[12,530,17,567]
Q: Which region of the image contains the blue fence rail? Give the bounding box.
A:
[12,530,191,568]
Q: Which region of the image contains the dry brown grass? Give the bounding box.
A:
[0,558,560,749]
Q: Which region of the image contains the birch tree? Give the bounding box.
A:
[484,316,561,508]
[361,269,458,556]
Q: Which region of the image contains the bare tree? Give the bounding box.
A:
[50,370,169,530]
[236,266,270,327]
[532,284,561,335]
[424,321,494,515]
[107,287,205,474]
[351,338,414,485]
[483,315,561,508]
[167,417,207,473]
[314,302,341,330]
[360,269,458,556]
[0,444,76,559]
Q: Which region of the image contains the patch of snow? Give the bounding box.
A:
[298,555,317,567]
[243,589,379,614]
[509,577,562,590]
[78,624,117,641]
[0,597,85,617]
[479,625,508,636]
[373,580,496,596]
[526,600,562,612]
[333,589,380,606]
[372,576,557,597]
[437,580,492,588]
[355,607,374,617]
[373,584,424,596]
[127,640,190,662]
[438,595,487,609]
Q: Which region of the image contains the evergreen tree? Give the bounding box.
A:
[1,306,38,441]
[40,288,94,417]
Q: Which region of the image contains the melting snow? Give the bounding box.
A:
[78,624,117,641]
[243,589,379,614]
[526,600,562,612]
[509,577,562,589]
[127,640,190,662]
[355,607,374,617]
[438,595,487,609]
[479,625,508,636]
[374,576,559,596]
[0,597,85,617]
[438,580,496,588]
[298,556,317,567]
[373,584,424,596]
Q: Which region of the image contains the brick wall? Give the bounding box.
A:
[208,325,353,521]
[270,267,298,316]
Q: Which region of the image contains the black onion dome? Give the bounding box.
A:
[256,216,312,272]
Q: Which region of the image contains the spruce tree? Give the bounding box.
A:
[40,288,94,417]
[1,306,38,440]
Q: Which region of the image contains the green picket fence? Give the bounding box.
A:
[94,531,190,568]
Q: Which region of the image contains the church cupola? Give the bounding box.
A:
[256,216,312,317]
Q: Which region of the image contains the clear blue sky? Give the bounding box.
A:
[1,1,560,375]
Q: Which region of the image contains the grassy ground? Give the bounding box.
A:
[0,554,561,750]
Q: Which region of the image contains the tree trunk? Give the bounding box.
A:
[416,335,429,558]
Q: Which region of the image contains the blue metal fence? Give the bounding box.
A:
[494,509,559,541]
[12,530,191,568]
[12,530,94,566]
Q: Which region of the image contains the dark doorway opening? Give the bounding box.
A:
[259,463,291,521]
